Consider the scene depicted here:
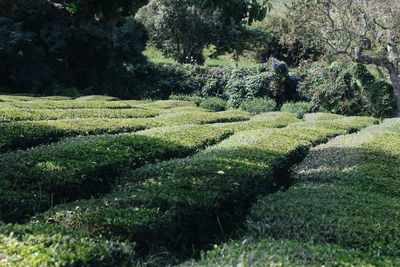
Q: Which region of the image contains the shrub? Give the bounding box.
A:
[199,97,227,111]
[281,102,311,118]
[0,123,235,223]
[297,61,396,118]
[243,119,400,264]
[0,223,136,266]
[225,79,248,108]
[353,64,396,118]
[39,117,376,259]
[0,108,159,122]
[245,72,273,99]
[240,98,276,114]
[168,94,204,106]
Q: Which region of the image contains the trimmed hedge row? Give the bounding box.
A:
[0,124,234,223]
[37,116,376,263]
[0,223,136,266]
[0,109,252,152]
[0,107,159,122]
[0,100,145,110]
[0,118,163,152]
[212,112,301,132]
[188,119,400,266]
[303,112,345,121]
[0,95,73,102]
[155,110,251,125]
[135,100,195,110]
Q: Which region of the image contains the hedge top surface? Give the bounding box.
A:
[303,112,344,121]
[183,117,400,267]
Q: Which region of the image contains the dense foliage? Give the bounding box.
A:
[297,61,396,118]
[132,58,299,106]
[188,118,400,266]
[139,0,217,64]
[251,16,324,65]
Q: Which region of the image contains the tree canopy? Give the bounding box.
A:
[288,0,400,115]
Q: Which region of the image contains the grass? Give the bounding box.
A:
[144,46,259,68]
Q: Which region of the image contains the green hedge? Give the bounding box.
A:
[155,110,251,125]
[0,108,159,122]
[0,223,136,266]
[135,100,195,110]
[0,124,234,223]
[280,101,312,118]
[0,99,145,109]
[0,95,72,102]
[0,118,165,152]
[38,116,376,262]
[190,119,400,266]
[303,112,344,121]
[0,109,251,152]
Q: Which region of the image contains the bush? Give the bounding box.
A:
[243,119,400,264]
[168,94,204,106]
[225,79,248,108]
[40,115,376,260]
[281,102,311,118]
[353,64,396,118]
[199,97,227,111]
[240,98,277,114]
[297,61,396,118]
[0,223,136,266]
[0,123,235,223]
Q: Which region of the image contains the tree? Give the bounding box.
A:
[0,0,270,95]
[211,23,257,66]
[139,0,217,64]
[288,0,400,116]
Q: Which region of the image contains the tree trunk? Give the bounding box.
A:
[386,43,400,117]
[387,65,400,117]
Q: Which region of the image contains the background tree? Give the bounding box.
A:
[211,23,257,66]
[139,0,217,64]
[0,0,269,96]
[288,0,400,116]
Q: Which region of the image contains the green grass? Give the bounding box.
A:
[144,46,259,68]
[184,118,400,266]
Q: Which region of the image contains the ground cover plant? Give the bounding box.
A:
[184,118,400,266]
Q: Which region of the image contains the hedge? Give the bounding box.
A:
[0,118,164,152]
[0,124,234,223]
[1,100,145,110]
[0,223,136,266]
[187,118,400,266]
[0,109,251,152]
[0,107,159,122]
[38,116,376,263]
